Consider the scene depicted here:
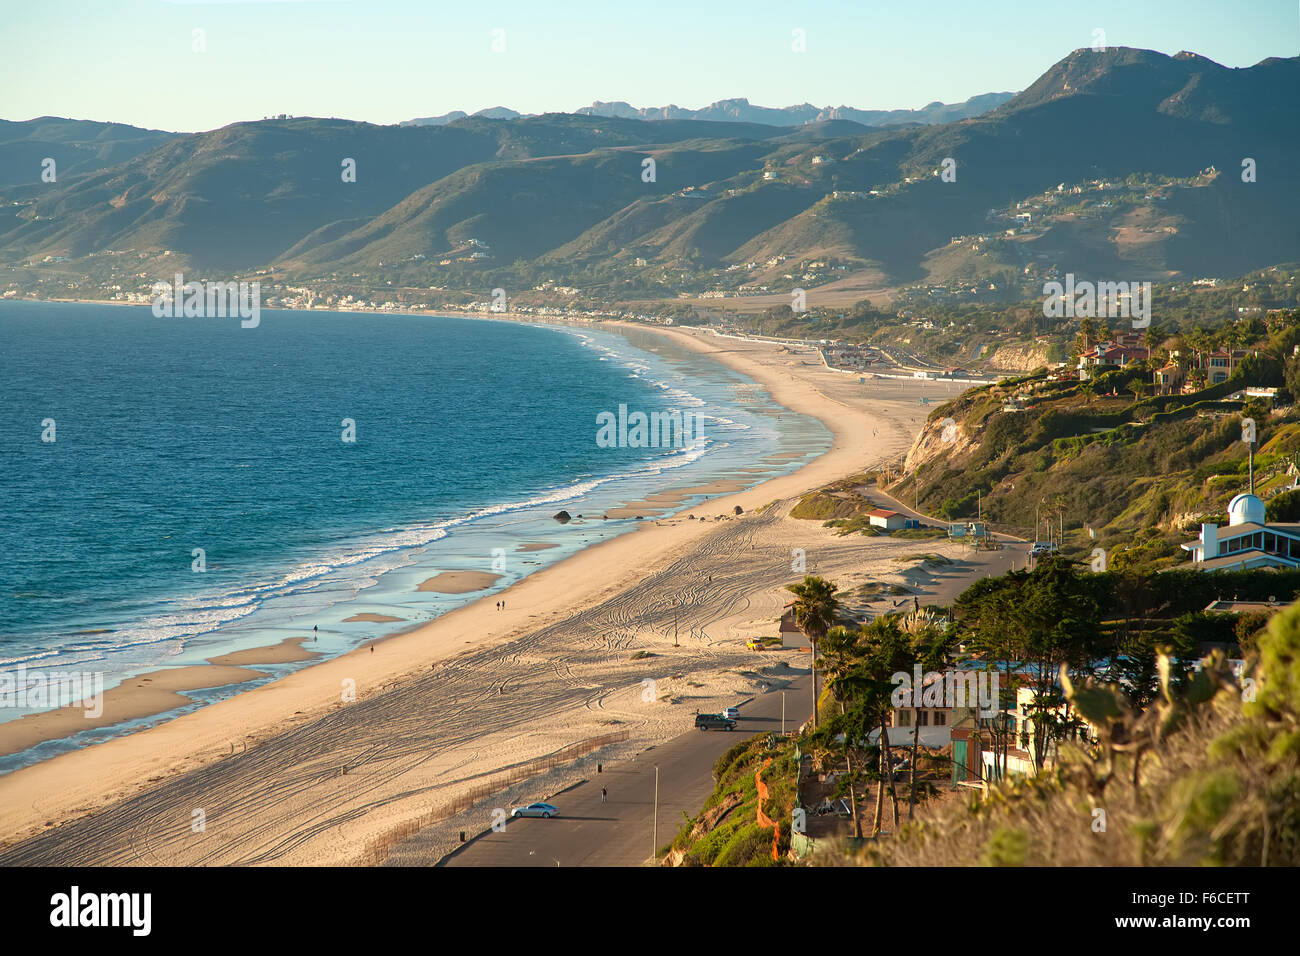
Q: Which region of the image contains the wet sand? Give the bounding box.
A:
[416,572,503,594]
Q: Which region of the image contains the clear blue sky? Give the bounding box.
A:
[2,0,1296,132]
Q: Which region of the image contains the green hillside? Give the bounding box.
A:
[3,48,1297,301]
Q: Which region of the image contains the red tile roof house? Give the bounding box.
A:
[1076,342,1149,381]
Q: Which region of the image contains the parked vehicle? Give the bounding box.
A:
[694,713,736,731]
[510,802,559,819]
[723,707,740,721]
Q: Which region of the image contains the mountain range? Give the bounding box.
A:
[399,93,1016,128]
[3,48,1297,300]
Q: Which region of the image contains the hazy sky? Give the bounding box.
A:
[3,0,1297,132]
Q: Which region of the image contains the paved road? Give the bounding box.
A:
[860,485,1027,606]
[439,507,1026,868]
[441,670,811,867]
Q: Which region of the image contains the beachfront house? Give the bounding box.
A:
[951,686,1095,784]
[876,671,971,749]
[779,605,809,649]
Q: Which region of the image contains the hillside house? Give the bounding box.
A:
[1206,349,1248,385]
[1182,492,1300,571]
[1077,341,1149,381]
[1154,361,1185,395]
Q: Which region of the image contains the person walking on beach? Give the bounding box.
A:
[601,786,607,804]
[313,625,318,640]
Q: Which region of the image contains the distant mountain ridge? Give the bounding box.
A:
[0,116,178,187]
[400,92,1016,128]
[4,49,1297,296]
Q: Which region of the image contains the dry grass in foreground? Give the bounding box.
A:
[817,603,1300,867]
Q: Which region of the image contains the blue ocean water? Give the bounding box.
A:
[0,301,829,768]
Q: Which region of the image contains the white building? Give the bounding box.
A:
[1182,493,1300,571]
[867,509,907,531]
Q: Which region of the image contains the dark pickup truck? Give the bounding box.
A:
[694,713,736,731]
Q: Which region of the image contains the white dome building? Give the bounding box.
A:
[1227,493,1266,527]
[1185,491,1300,571]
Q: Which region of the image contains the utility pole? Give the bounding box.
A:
[652,765,659,861]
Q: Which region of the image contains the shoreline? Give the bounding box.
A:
[0,309,832,765]
[0,313,969,861]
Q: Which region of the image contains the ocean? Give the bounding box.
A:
[0,301,830,769]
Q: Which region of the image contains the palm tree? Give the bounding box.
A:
[1143,322,1167,363]
[900,610,958,818]
[786,575,841,731]
[1074,317,1097,356]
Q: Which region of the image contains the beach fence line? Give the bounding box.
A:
[362,729,632,865]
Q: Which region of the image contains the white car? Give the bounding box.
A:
[723,707,740,721]
[510,802,559,819]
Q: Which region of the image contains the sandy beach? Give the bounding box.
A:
[0,321,974,865]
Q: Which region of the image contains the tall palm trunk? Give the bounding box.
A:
[871,727,886,836]
[811,638,818,731]
[839,698,861,838]
[908,703,922,819]
[845,747,861,839]
[882,728,901,830]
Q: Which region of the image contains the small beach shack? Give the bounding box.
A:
[779,605,809,649]
[867,509,907,531]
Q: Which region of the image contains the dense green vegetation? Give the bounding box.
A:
[666,734,798,866]
[879,315,1300,565]
[855,595,1300,866]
